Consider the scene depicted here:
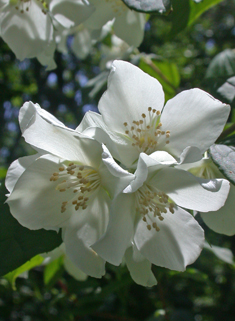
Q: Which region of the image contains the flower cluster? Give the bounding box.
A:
[6,60,231,286]
[0,0,145,68]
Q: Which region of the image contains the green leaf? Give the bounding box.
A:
[188,0,224,27]
[0,167,7,179]
[4,255,44,290]
[205,50,235,106]
[170,0,224,37]
[0,185,63,276]
[217,76,235,104]
[209,144,235,184]
[139,56,180,101]
[44,255,64,287]
[206,49,235,79]
[121,0,172,13]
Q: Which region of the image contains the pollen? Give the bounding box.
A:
[49,162,101,214]
[13,0,48,14]
[135,183,175,233]
[105,0,127,15]
[123,107,171,154]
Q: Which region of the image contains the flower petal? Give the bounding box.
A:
[63,189,109,278]
[113,10,145,47]
[134,207,204,271]
[77,111,140,167]
[7,154,76,230]
[151,167,230,212]
[200,184,235,236]
[100,145,134,198]
[5,154,39,194]
[161,89,230,157]
[92,193,136,266]
[64,256,88,281]
[19,102,102,167]
[83,0,115,30]
[50,0,94,28]
[98,60,165,135]
[125,245,157,287]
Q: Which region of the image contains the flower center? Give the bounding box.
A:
[49,162,101,213]
[11,0,48,14]
[189,158,219,180]
[123,107,170,155]
[135,183,175,232]
[105,0,127,16]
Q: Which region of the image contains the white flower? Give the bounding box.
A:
[91,148,230,285]
[6,101,132,278]
[0,0,94,68]
[78,60,230,168]
[180,156,235,236]
[84,0,146,47]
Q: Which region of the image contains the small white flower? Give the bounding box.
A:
[6,101,132,278]
[0,0,94,68]
[78,60,230,168]
[84,0,146,47]
[91,148,229,285]
[180,156,235,236]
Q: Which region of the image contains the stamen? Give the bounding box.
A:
[122,107,171,155]
[49,162,101,214]
[135,183,175,232]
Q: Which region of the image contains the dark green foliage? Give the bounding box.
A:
[0,185,62,276]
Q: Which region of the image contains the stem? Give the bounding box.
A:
[216,123,235,142]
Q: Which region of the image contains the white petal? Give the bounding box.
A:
[64,256,88,281]
[77,111,139,166]
[125,245,157,287]
[50,0,94,28]
[5,154,39,193]
[113,10,145,47]
[123,154,148,193]
[36,40,56,70]
[0,1,53,60]
[83,0,115,30]
[98,60,165,135]
[63,189,109,277]
[151,167,230,212]
[72,27,92,59]
[161,89,230,157]
[200,184,235,235]
[178,146,203,164]
[100,145,134,198]
[134,207,204,271]
[63,225,106,278]
[6,154,74,230]
[92,193,136,265]
[19,102,102,167]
